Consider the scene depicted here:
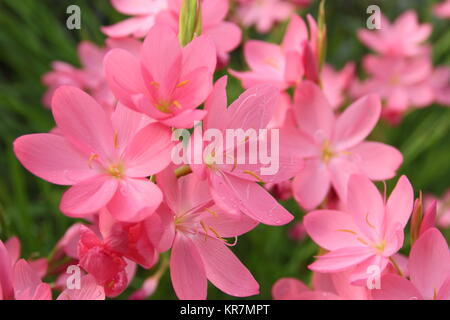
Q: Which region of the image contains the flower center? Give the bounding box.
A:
[321,140,335,164]
[107,163,125,179]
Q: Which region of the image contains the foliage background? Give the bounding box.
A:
[0,0,449,299]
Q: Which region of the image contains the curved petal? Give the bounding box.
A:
[347,142,402,180]
[385,175,414,234]
[52,86,115,162]
[0,241,14,300]
[204,76,229,131]
[331,94,381,150]
[293,81,334,141]
[309,247,374,273]
[107,178,162,222]
[170,234,207,300]
[57,274,105,300]
[371,274,422,300]
[292,159,330,210]
[409,228,450,300]
[14,133,97,185]
[192,235,259,298]
[123,123,173,177]
[272,278,309,300]
[60,175,118,217]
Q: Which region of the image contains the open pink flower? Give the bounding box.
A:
[146,165,259,299]
[304,174,414,283]
[235,0,297,34]
[357,10,431,57]
[104,24,216,128]
[14,86,173,222]
[102,0,168,38]
[372,228,450,300]
[185,77,302,226]
[230,14,317,90]
[290,81,402,210]
[156,0,241,66]
[351,54,435,123]
[434,0,450,18]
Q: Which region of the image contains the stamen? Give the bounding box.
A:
[113,131,119,149]
[205,208,218,217]
[88,153,98,169]
[150,81,160,88]
[365,213,376,229]
[173,100,182,108]
[242,170,266,184]
[176,80,189,88]
[356,237,369,245]
[200,220,209,241]
[336,229,357,235]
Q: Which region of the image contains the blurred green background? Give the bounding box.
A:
[0,0,449,299]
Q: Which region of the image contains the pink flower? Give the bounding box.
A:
[42,38,142,112]
[434,0,450,18]
[56,274,105,300]
[357,10,431,57]
[186,76,302,225]
[372,228,450,300]
[230,14,318,90]
[146,166,259,299]
[425,190,450,228]
[102,0,168,38]
[290,81,402,210]
[352,54,435,123]
[77,209,157,298]
[156,0,241,66]
[429,66,450,106]
[104,24,216,128]
[14,87,173,222]
[235,0,296,34]
[321,62,355,109]
[304,174,414,283]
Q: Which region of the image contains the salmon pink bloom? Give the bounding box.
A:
[14,87,173,222]
[372,228,450,300]
[304,174,414,283]
[230,14,318,90]
[102,0,168,38]
[352,55,434,123]
[357,10,431,57]
[146,166,259,300]
[434,0,450,18]
[272,277,341,300]
[186,77,302,225]
[104,24,216,128]
[156,0,241,66]
[290,81,402,209]
[235,0,299,34]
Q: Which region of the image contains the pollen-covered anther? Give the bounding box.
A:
[107,163,124,179]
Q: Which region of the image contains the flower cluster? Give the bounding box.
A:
[2,0,450,300]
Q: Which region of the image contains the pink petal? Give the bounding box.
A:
[304,210,363,251]
[201,206,258,238]
[347,142,403,180]
[5,237,20,264]
[0,240,14,300]
[243,40,284,73]
[272,278,310,300]
[227,84,280,131]
[192,235,259,298]
[309,247,374,273]
[52,86,115,162]
[57,274,105,300]
[123,123,173,176]
[293,159,330,210]
[60,175,118,217]
[182,35,217,76]
[14,133,97,185]
[170,234,207,300]
[409,228,450,300]
[385,175,414,234]
[204,76,229,131]
[204,22,241,54]
[293,80,334,141]
[104,49,147,110]
[102,16,155,38]
[346,174,384,237]
[331,94,381,150]
[160,109,208,128]
[107,178,162,222]
[13,259,46,300]
[371,274,423,300]
[210,172,293,226]
[111,0,155,15]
